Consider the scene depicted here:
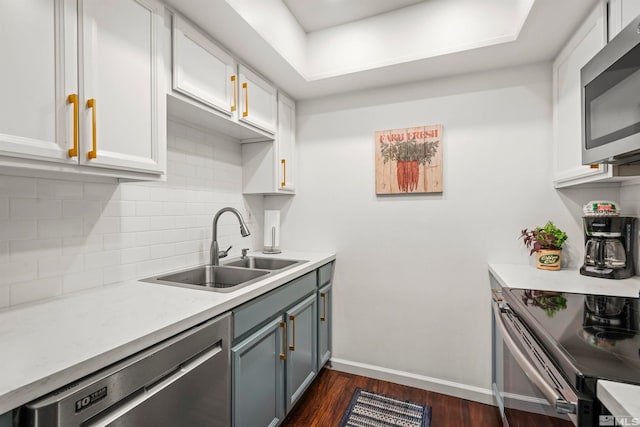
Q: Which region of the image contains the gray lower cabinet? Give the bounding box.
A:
[285,294,317,412]
[232,317,285,427]
[231,271,318,427]
[318,282,332,370]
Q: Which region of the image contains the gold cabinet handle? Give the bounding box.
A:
[320,292,327,322]
[67,94,79,157]
[86,98,97,159]
[288,315,296,351]
[279,321,287,360]
[242,82,248,117]
[230,75,237,112]
[281,159,286,187]
[590,164,600,169]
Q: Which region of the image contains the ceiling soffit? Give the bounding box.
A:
[225,0,535,80]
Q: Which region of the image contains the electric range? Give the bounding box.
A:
[502,288,640,396]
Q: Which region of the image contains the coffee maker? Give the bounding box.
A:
[580,216,636,279]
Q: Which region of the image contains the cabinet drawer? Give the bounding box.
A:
[318,262,334,287]
[233,272,316,340]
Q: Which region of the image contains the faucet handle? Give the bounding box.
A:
[241,248,250,259]
[218,245,232,259]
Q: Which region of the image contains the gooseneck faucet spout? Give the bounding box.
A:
[211,207,251,266]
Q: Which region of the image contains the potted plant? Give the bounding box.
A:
[520,221,568,271]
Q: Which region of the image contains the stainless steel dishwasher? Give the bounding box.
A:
[20,313,231,427]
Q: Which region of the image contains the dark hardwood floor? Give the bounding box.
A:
[281,368,570,427]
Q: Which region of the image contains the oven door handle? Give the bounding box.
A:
[492,303,576,415]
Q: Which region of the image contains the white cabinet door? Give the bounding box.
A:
[78,0,165,174]
[0,0,77,164]
[608,0,640,40]
[239,66,277,134]
[277,94,295,192]
[172,15,237,117]
[242,92,296,194]
[553,3,610,187]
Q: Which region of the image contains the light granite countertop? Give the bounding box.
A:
[489,263,640,423]
[0,250,335,414]
[489,263,640,297]
[597,380,640,423]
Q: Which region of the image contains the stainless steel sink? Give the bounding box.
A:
[141,265,271,293]
[223,256,306,270]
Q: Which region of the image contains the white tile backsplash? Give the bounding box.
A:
[11,277,62,305]
[0,176,36,198]
[0,285,9,308]
[84,216,120,235]
[10,199,62,219]
[62,270,103,294]
[0,120,263,308]
[11,238,61,258]
[62,200,102,218]
[38,218,83,239]
[0,256,37,286]
[0,220,37,240]
[0,198,8,219]
[37,254,83,278]
[37,180,82,199]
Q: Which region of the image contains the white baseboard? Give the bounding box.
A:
[329,358,495,406]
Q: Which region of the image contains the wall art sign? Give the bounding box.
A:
[375,125,443,194]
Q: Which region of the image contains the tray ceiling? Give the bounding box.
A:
[282,0,425,32]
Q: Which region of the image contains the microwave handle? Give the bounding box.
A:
[492,303,576,415]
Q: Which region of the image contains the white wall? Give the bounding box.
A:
[0,120,262,308]
[266,63,616,401]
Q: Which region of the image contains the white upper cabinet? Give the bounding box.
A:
[242,93,296,195]
[167,15,272,142]
[608,0,640,40]
[0,0,166,178]
[0,0,77,165]
[238,66,278,135]
[277,94,296,192]
[172,15,237,117]
[79,0,165,174]
[552,3,609,188]
[553,1,640,188]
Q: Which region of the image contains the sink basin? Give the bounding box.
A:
[142,265,271,293]
[224,256,305,270]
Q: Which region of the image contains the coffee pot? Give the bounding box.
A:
[580,216,636,279]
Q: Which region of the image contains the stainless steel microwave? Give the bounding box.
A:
[582,15,640,165]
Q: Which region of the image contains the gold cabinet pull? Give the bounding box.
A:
[590,164,600,169]
[281,159,286,187]
[230,75,237,112]
[86,98,97,159]
[242,82,248,117]
[67,94,79,157]
[320,292,327,322]
[288,315,296,351]
[279,321,287,360]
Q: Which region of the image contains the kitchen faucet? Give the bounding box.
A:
[211,207,251,266]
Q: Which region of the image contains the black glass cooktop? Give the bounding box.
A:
[503,288,640,393]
